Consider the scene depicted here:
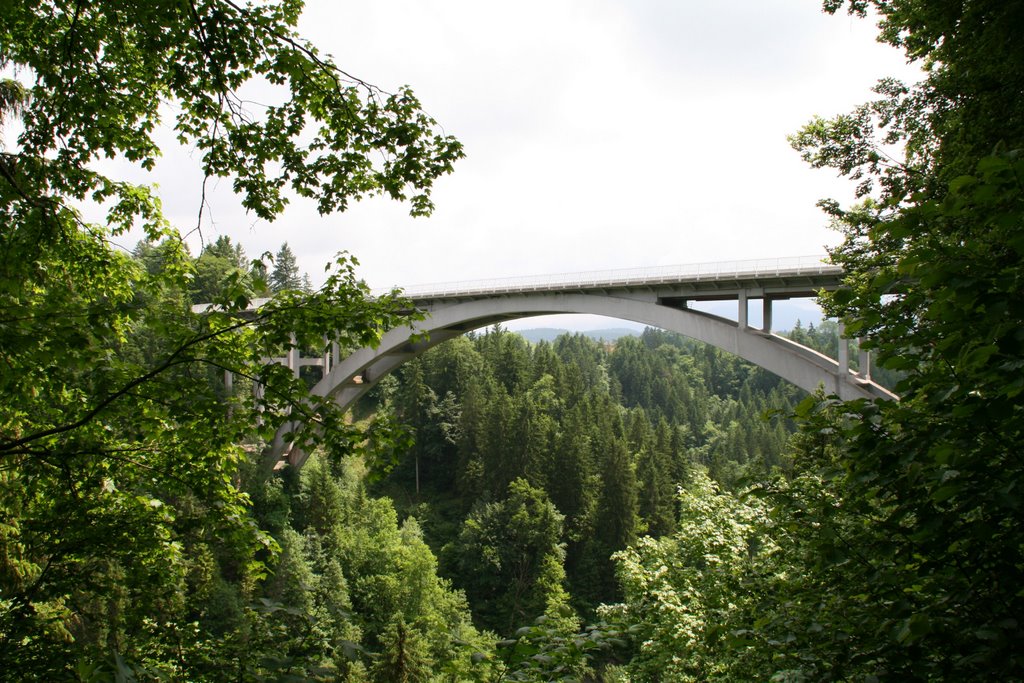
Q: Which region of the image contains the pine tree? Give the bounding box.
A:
[598,439,639,554]
[192,236,249,304]
[577,435,638,605]
[269,242,304,292]
[370,615,433,683]
[637,442,675,538]
[205,235,248,269]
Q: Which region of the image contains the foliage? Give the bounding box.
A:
[448,478,570,635]
[782,0,1024,677]
[541,3,1024,679]
[369,325,803,630]
[370,614,434,683]
[0,0,461,676]
[605,472,773,682]
[494,607,630,682]
[192,235,255,304]
[14,0,1012,676]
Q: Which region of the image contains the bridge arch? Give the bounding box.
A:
[311,291,893,412]
[263,258,900,468]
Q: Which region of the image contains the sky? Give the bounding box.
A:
[131,1,920,330]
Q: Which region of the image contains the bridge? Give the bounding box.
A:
[257,255,896,468]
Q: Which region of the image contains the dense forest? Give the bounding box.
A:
[83,233,823,679]
[367,324,802,617]
[3,0,1023,680]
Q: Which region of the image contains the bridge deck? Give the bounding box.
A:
[386,255,841,301]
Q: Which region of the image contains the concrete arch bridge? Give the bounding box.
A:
[267,256,895,468]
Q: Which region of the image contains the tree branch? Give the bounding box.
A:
[0,316,257,453]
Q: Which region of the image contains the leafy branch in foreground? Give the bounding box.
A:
[1,0,462,676]
[781,0,1024,678]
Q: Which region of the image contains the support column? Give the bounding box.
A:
[762,297,773,333]
[857,342,871,380]
[738,291,748,329]
[223,370,235,419]
[838,322,850,376]
[288,333,300,378]
[253,380,264,426]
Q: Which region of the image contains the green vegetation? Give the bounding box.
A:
[2,0,1022,680]
[779,0,1024,676]
[0,0,460,677]
[372,326,801,624]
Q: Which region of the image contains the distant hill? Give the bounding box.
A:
[516,327,641,344]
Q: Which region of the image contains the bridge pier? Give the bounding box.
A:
[287,333,299,378]
[837,324,875,383]
[270,333,333,383]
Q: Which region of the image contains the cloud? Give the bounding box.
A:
[95,1,917,300]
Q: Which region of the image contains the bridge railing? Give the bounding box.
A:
[383,255,837,299]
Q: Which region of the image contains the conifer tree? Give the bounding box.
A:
[547,405,596,539]
[206,235,248,269]
[450,478,568,634]
[598,439,639,554]
[637,442,675,538]
[269,242,304,292]
[370,614,433,683]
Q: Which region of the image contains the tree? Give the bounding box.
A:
[782,0,1024,676]
[286,455,490,678]
[0,0,461,675]
[270,241,304,293]
[636,439,675,538]
[589,438,639,602]
[607,472,772,682]
[449,478,569,635]
[206,235,249,269]
[388,359,461,495]
[192,235,250,304]
[370,614,433,683]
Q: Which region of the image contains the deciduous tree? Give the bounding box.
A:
[450,478,569,635]
[0,0,461,674]
[783,0,1024,676]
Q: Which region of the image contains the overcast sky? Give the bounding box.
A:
[143,1,919,328]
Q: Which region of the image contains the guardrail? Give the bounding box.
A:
[381,255,839,299]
